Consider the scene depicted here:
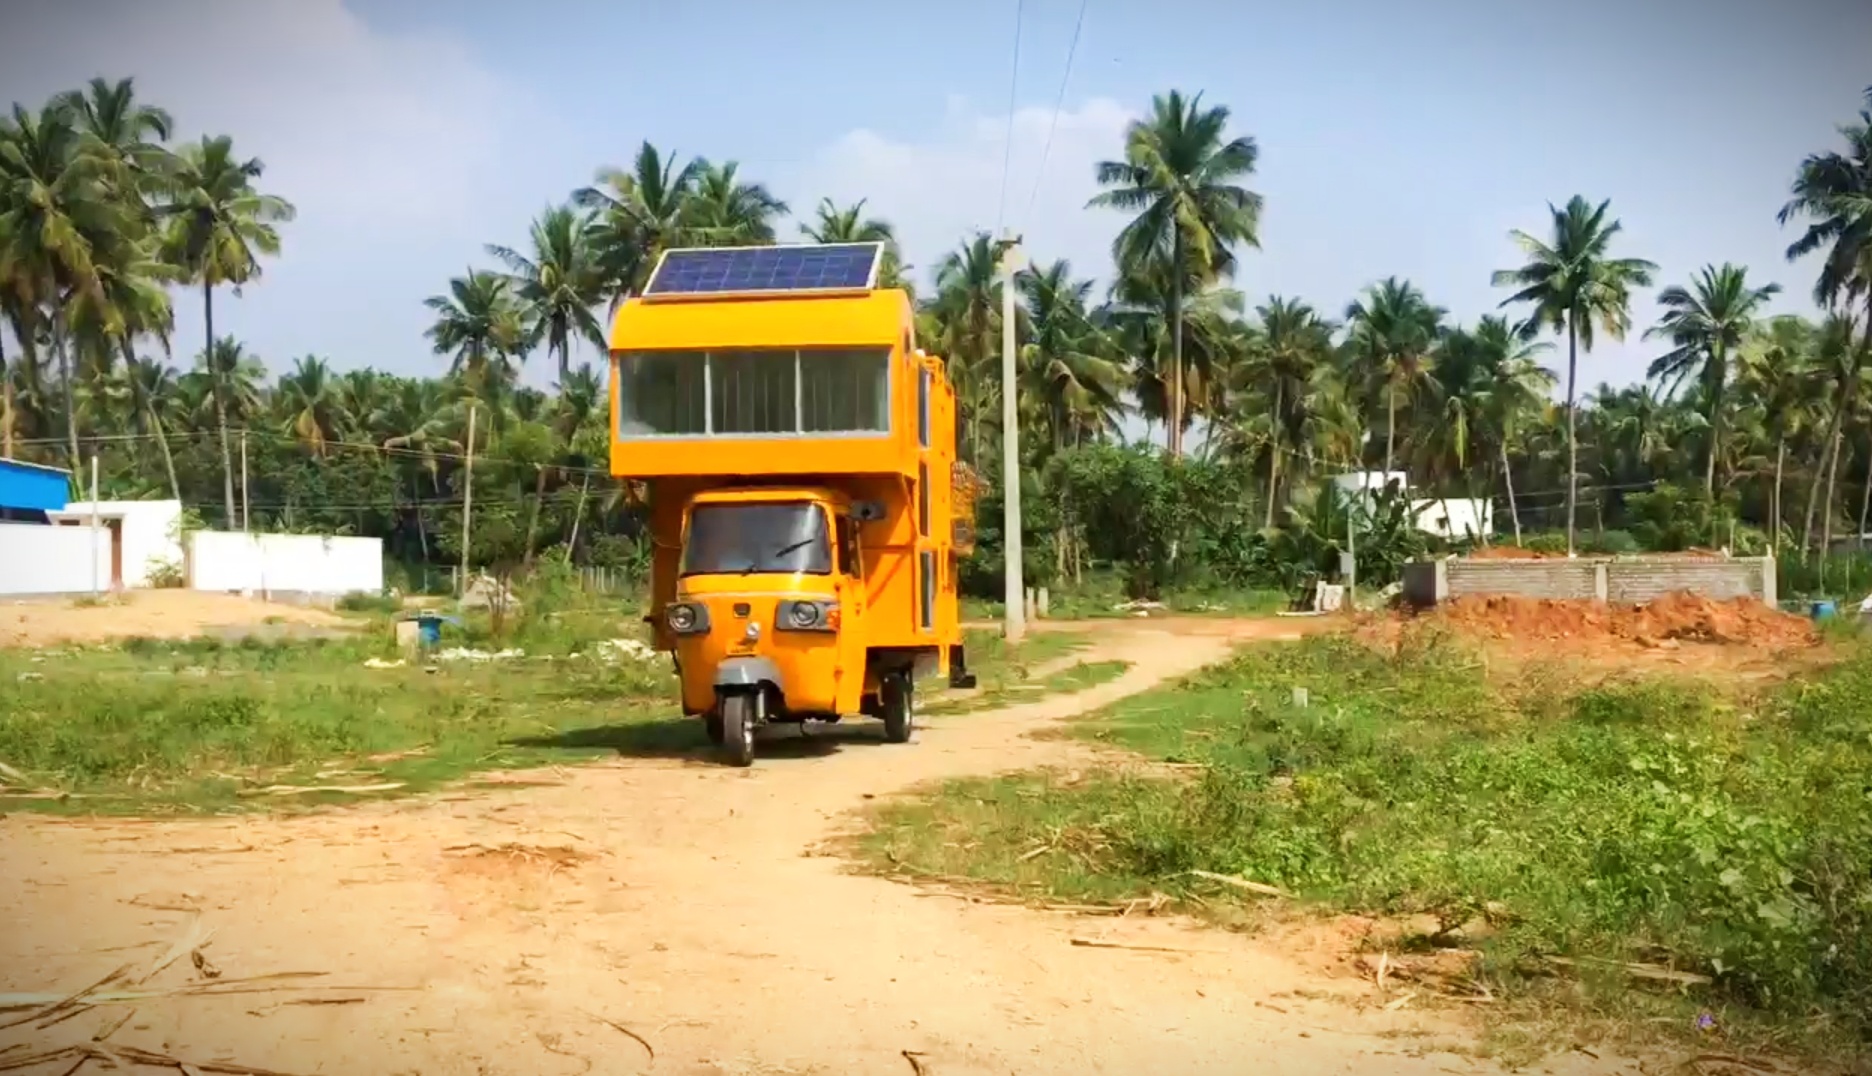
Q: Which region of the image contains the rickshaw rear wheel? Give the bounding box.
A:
[881,673,913,744]
[717,691,756,766]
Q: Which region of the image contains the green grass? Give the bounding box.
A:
[861,633,1872,1060]
[0,613,1126,813]
[0,614,689,814]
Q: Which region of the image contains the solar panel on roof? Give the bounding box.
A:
[644,243,883,297]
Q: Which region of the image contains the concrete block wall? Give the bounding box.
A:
[1407,555,1776,607]
[1446,559,1601,600]
[1604,557,1772,605]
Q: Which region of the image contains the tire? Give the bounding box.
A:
[718,691,756,766]
[704,713,725,745]
[881,673,913,744]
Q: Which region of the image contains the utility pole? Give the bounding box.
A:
[239,430,250,533]
[89,455,100,595]
[996,234,1025,643]
[459,404,477,596]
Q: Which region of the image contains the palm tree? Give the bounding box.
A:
[488,205,608,382]
[685,159,788,245]
[118,354,183,501]
[1469,316,1555,544]
[1343,277,1445,479]
[1779,85,1872,554]
[1104,254,1245,449]
[1234,296,1335,524]
[574,142,702,300]
[1736,316,1824,553]
[1798,314,1865,552]
[56,77,172,213]
[277,355,338,454]
[162,135,295,523]
[1089,89,1262,457]
[800,198,908,290]
[375,377,459,560]
[0,101,131,467]
[192,337,264,528]
[424,269,525,389]
[1492,195,1657,554]
[929,234,1003,460]
[1643,263,1781,495]
[1018,259,1128,451]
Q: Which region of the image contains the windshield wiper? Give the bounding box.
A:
[742,537,819,573]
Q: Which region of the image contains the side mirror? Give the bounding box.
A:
[852,500,886,523]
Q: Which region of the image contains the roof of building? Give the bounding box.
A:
[0,458,74,513]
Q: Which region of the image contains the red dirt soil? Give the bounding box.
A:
[1429,591,1817,651]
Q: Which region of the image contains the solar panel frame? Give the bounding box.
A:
[642,242,885,299]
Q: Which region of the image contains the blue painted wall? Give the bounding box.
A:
[0,460,72,513]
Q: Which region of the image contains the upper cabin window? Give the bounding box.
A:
[616,348,890,438]
[616,350,708,436]
[917,367,931,448]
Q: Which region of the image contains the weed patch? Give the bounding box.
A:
[863,633,1872,1056]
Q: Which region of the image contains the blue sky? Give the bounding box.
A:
[2,0,1868,397]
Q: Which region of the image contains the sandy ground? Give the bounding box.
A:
[0,590,351,648]
[0,617,1640,1076]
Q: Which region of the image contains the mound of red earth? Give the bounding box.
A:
[1430,591,1817,650]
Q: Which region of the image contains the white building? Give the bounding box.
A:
[1329,472,1494,541]
[1412,497,1494,540]
[46,499,185,589]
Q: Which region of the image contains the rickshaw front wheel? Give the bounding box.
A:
[717,691,756,766]
[881,673,913,744]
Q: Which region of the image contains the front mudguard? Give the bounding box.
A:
[714,655,784,695]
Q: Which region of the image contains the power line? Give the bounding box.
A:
[1024,0,1091,226]
[12,426,621,479]
[993,0,1027,236]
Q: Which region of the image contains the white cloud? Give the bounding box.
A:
[0,0,562,376]
[787,97,1136,291]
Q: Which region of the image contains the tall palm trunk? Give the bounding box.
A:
[1168,230,1185,459]
[53,313,78,471]
[121,339,181,503]
[1384,387,1397,478]
[1771,438,1785,558]
[1264,382,1283,528]
[1857,438,1871,548]
[411,475,429,561]
[147,405,182,504]
[1563,313,1580,557]
[1500,440,1523,546]
[206,282,237,527]
[1704,346,1723,496]
[1803,373,1857,554]
[567,473,591,553]
[522,465,548,564]
[1820,428,1846,557]
[1,328,11,459]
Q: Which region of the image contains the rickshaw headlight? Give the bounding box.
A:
[665,602,708,635]
[778,599,836,632]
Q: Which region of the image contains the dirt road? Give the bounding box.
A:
[0,618,1632,1075]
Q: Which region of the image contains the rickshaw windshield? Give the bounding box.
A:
[682,502,832,576]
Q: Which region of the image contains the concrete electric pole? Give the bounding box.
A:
[997,234,1025,643]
